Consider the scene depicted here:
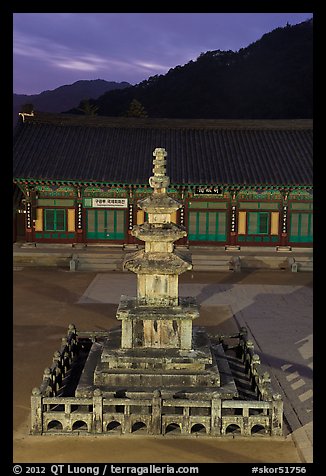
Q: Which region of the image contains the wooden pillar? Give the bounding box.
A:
[173,186,187,245]
[25,200,33,241]
[184,191,190,247]
[25,187,34,242]
[280,192,289,246]
[76,188,83,243]
[128,202,133,243]
[228,190,238,246]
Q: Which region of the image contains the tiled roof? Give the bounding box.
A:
[13,113,313,186]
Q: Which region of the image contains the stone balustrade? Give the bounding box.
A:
[31,326,283,437]
[31,389,282,436]
[36,324,78,398]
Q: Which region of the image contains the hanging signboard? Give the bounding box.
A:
[194,186,222,195]
[92,198,128,208]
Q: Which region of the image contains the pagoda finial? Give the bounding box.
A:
[149,148,170,193]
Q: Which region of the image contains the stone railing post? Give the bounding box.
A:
[242,405,250,436]
[52,351,62,392]
[210,393,222,436]
[239,326,248,338]
[258,371,272,401]
[61,337,71,366]
[243,339,254,370]
[236,328,247,359]
[41,367,53,396]
[151,390,162,435]
[30,387,43,434]
[92,388,103,433]
[271,393,283,436]
[182,406,190,435]
[67,323,77,357]
[250,354,261,393]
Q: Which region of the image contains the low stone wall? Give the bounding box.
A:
[30,326,283,437]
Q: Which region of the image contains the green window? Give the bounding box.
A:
[289,213,313,243]
[188,211,226,241]
[247,212,269,234]
[44,209,66,231]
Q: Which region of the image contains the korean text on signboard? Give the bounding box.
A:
[194,186,221,195]
[92,198,128,208]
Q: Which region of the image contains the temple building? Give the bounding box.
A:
[13,113,313,248]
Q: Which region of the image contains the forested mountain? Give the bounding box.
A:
[13,79,130,126]
[70,19,312,119]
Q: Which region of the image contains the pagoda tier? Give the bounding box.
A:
[116,295,199,349]
[131,222,187,250]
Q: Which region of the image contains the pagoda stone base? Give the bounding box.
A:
[74,326,239,399]
[93,327,220,389]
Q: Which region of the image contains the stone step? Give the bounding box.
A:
[78,250,125,260]
[193,264,231,272]
[70,251,124,271]
[240,256,289,270]
[77,263,122,271]
[78,255,124,261]
[192,256,238,272]
[293,257,313,272]
[75,259,123,271]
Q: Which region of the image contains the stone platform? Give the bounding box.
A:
[75,328,238,400]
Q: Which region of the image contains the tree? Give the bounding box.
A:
[20,103,34,114]
[77,99,99,115]
[125,99,148,118]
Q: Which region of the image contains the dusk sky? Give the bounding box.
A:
[13,13,313,96]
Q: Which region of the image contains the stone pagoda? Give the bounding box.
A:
[81,148,224,394]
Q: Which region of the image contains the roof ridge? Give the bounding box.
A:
[19,112,313,130]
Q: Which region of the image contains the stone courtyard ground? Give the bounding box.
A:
[13,267,312,463]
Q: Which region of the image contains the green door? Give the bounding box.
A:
[289,212,313,243]
[188,211,227,241]
[86,209,125,240]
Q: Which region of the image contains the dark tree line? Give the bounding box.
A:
[68,19,313,119]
